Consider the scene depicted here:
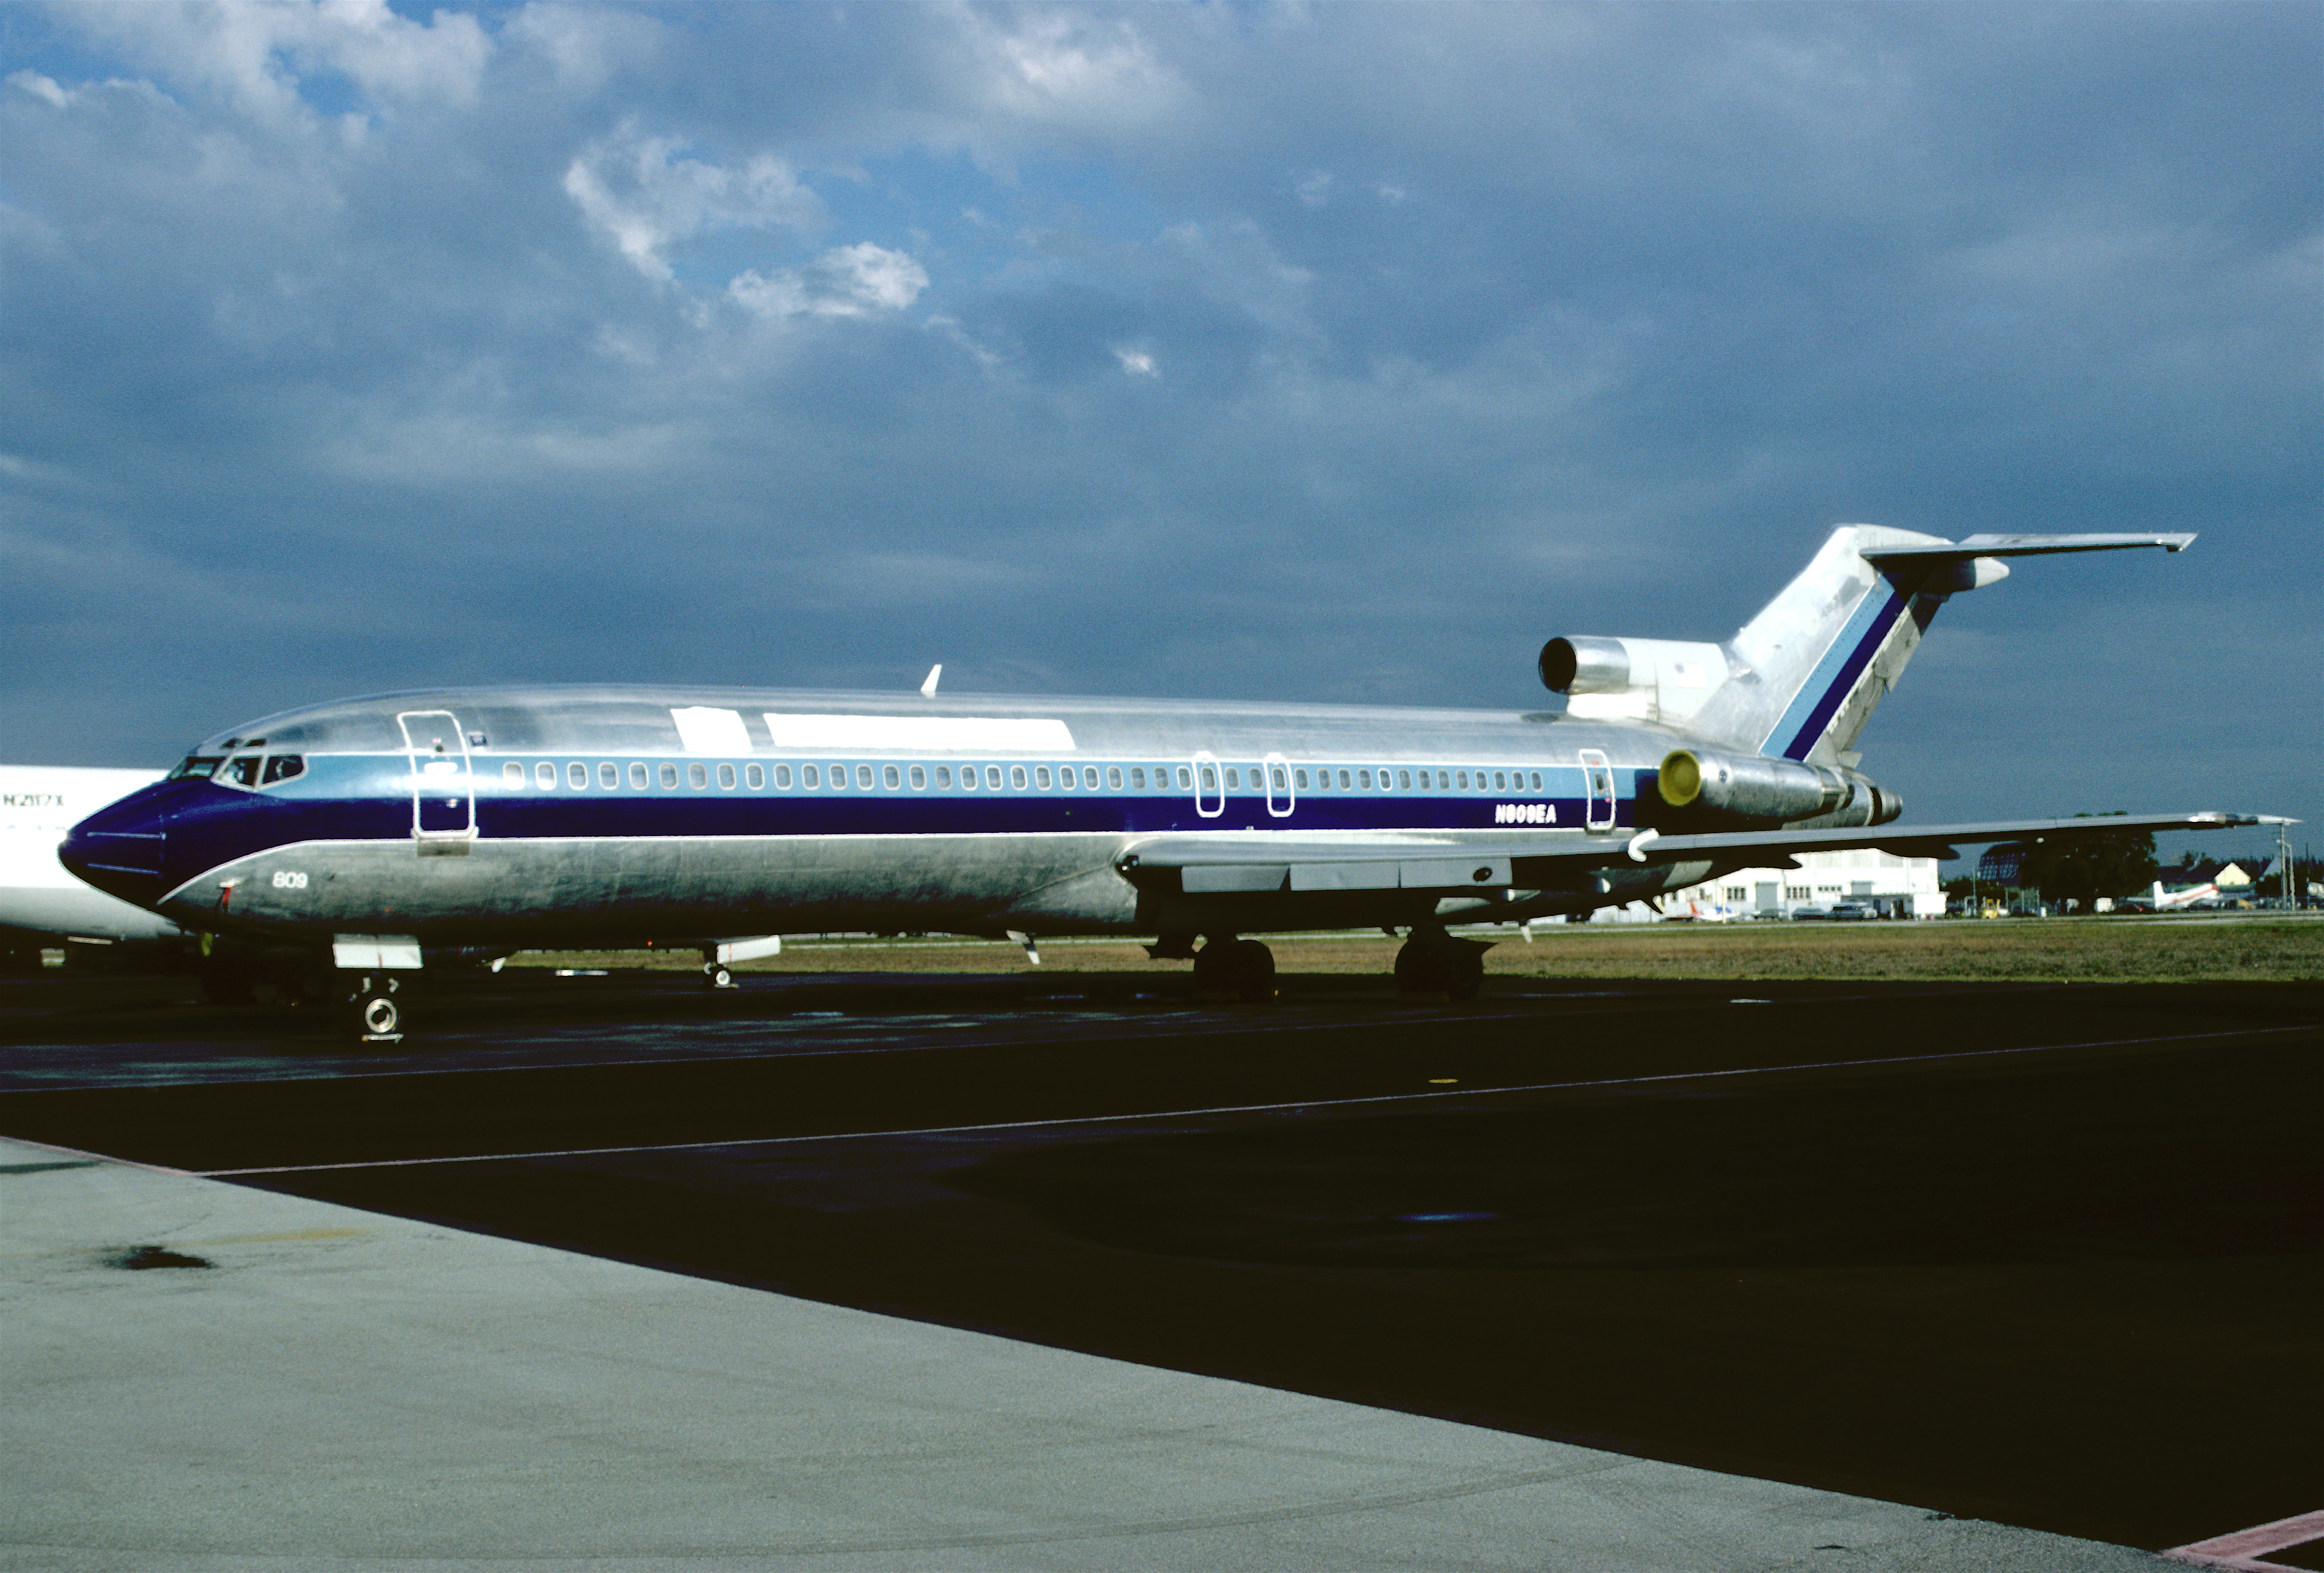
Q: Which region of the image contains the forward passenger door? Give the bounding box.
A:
[397,709,476,847]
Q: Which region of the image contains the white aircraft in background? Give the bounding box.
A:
[1,766,182,973]
[2150,880,2222,911]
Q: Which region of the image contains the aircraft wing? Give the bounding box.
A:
[1117,811,2284,893]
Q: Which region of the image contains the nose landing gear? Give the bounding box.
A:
[346,974,404,1042]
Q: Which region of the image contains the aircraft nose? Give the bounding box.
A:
[61,795,172,909]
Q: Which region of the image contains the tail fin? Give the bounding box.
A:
[1678,527,2193,765]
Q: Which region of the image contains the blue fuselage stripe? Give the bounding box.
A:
[87,760,1637,895]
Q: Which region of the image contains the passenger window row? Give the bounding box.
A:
[497,760,1200,793]
[494,760,1558,795]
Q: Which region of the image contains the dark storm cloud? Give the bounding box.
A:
[1,0,2315,844]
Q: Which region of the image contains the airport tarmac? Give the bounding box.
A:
[3,966,2318,1569]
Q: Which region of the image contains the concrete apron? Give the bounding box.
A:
[0,1136,2172,1573]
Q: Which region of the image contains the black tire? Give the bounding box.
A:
[1446,946,1486,1002]
[706,964,735,990]
[1229,938,1276,1004]
[349,982,402,1040]
[1394,939,1450,995]
[1190,939,1232,994]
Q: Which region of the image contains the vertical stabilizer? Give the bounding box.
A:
[1681,526,1950,765]
[1674,525,2192,765]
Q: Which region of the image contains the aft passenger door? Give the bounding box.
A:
[1263,751,1295,818]
[1192,751,1224,818]
[1579,748,1616,832]
[397,709,476,845]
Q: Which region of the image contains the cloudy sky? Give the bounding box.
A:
[3,0,2317,853]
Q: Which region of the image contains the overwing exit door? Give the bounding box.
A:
[397,709,475,847]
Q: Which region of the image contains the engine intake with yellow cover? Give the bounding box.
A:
[1657,748,1900,828]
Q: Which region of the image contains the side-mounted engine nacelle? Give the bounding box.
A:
[1656,747,1902,828]
[1538,635,1731,726]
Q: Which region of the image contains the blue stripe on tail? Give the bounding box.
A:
[1763,587,1911,761]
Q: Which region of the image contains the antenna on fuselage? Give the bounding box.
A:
[920,664,942,698]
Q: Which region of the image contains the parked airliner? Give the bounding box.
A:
[62,526,2277,1036]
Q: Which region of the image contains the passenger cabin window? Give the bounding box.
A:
[1455,771,1468,789]
[659,763,678,788]
[747,764,764,790]
[909,765,925,790]
[801,764,818,788]
[632,763,649,789]
[503,761,524,786]
[537,762,557,788]
[1176,766,1192,788]
[601,762,619,788]
[569,762,588,788]
[775,764,793,788]
[688,763,708,789]
[1131,767,1146,788]
[1529,771,1543,791]
[260,755,304,786]
[831,766,848,791]
[1108,766,1122,789]
[1437,770,1451,789]
[1035,766,1051,789]
[883,764,900,789]
[718,763,737,789]
[958,766,975,791]
[1397,769,1411,790]
[856,764,874,789]
[1200,765,1217,791]
[1493,771,1507,791]
[1010,765,1027,790]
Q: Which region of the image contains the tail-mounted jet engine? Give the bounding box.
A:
[1656,748,1902,828]
[1538,635,1731,727]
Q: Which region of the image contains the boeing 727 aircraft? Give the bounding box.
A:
[62,526,2276,1036]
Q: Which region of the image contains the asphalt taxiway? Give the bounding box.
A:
[3,966,2318,1569]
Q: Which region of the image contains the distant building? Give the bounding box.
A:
[1668,849,1944,919]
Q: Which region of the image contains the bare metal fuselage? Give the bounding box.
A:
[67,687,1707,950]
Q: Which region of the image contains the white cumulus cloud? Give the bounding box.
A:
[728,242,929,320]
[564,119,820,282]
[57,0,492,120]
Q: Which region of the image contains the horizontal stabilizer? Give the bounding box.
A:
[1860,532,2194,564]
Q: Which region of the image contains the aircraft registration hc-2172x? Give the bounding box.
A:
[63,525,2278,1039]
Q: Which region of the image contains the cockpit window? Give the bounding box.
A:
[170,756,225,781]
[223,755,263,788]
[259,755,305,786]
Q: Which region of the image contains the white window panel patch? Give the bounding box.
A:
[762,714,1076,753]
[670,707,754,755]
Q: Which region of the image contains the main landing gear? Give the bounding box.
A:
[1394,929,1489,1002]
[1191,936,1276,1003]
